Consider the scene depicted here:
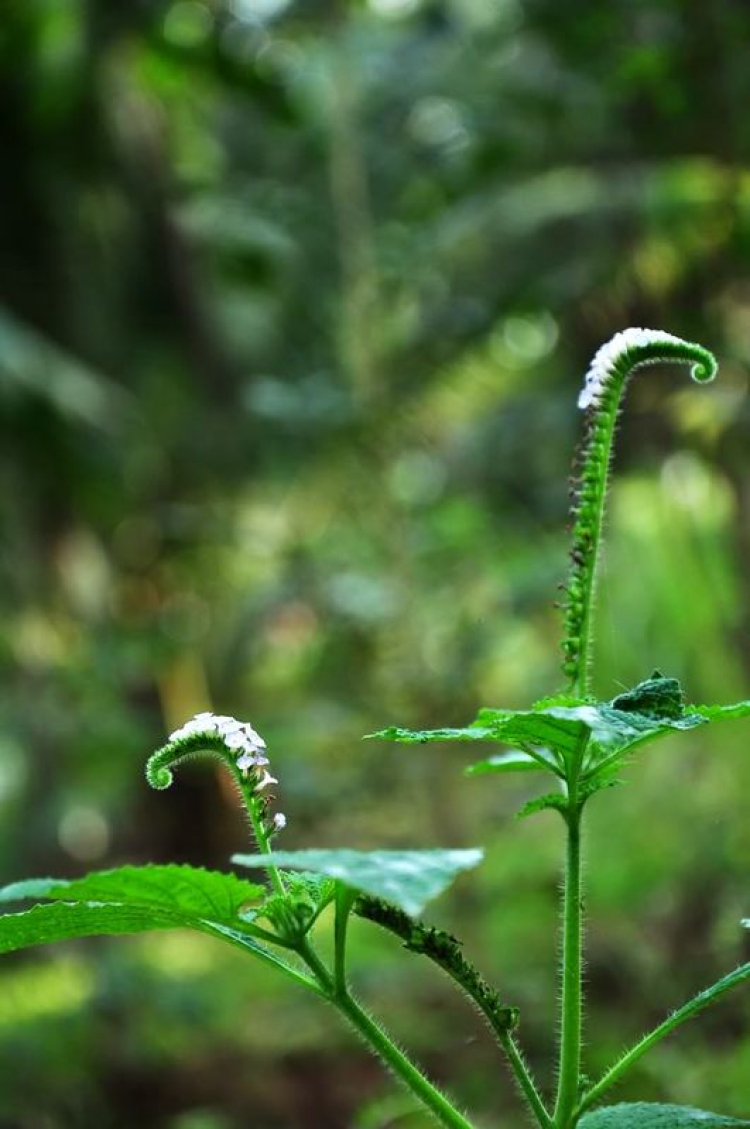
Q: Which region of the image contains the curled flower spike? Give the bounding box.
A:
[146,712,286,839]
[563,328,717,695]
[577,328,714,410]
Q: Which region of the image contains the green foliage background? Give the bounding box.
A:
[1,0,749,1125]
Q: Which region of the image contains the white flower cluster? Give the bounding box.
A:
[578,328,686,410]
[168,712,285,832]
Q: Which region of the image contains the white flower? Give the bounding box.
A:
[578,328,686,410]
[254,770,279,792]
[169,712,268,762]
[167,712,284,833]
[236,750,267,775]
[225,731,249,751]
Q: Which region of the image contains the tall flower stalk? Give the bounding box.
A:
[562,328,717,697]
[554,328,717,1129]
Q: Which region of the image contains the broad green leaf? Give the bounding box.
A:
[466,700,704,782]
[0,901,180,955]
[232,849,483,916]
[0,865,265,922]
[0,865,314,987]
[579,1103,750,1127]
[376,675,707,789]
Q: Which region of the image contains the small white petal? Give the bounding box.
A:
[255,771,279,792]
[272,813,287,831]
[236,751,255,776]
[243,726,266,750]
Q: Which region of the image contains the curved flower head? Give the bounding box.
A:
[146,712,286,839]
[577,327,716,411]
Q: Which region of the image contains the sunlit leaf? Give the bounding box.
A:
[0,901,179,955]
[377,675,707,790]
[0,865,306,978]
[0,865,265,921]
[232,849,483,916]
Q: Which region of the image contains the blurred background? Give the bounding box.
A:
[1,0,750,1125]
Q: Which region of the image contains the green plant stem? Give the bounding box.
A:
[335,991,476,1129]
[298,940,477,1129]
[562,337,716,695]
[236,774,285,897]
[570,421,617,700]
[576,960,750,1118]
[204,922,324,993]
[500,1033,554,1129]
[353,896,551,1128]
[554,805,584,1129]
[334,883,356,995]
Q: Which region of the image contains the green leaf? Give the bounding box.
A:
[378,675,706,790]
[0,865,318,988]
[232,849,483,916]
[0,865,265,922]
[367,725,500,745]
[249,871,337,942]
[692,700,750,722]
[0,901,180,955]
[0,899,300,976]
[516,792,569,820]
[467,701,703,781]
[465,751,551,775]
[579,1104,750,1127]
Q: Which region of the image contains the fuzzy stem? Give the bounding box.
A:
[554,732,588,1129]
[562,332,717,696]
[334,883,356,995]
[354,897,552,1129]
[554,806,583,1129]
[565,404,618,699]
[236,774,285,897]
[335,993,476,1129]
[298,939,476,1129]
[576,961,750,1118]
[502,1035,554,1129]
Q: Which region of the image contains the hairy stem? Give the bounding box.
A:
[554,805,584,1128]
[335,993,476,1129]
[334,883,356,995]
[502,1035,554,1129]
[354,897,552,1129]
[298,939,477,1129]
[237,774,285,896]
[562,332,717,695]
[576,961,750,1117]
